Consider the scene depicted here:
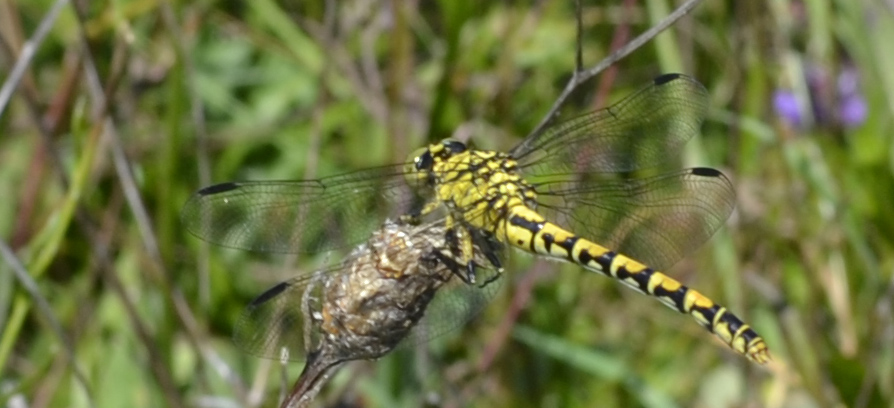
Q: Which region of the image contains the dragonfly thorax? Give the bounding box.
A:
[415,140,538,240]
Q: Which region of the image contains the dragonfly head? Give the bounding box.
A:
[405,139,467,186]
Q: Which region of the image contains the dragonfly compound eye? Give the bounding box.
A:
[404,146,435,188]
[414,150,434,171]
[442,139,467,153]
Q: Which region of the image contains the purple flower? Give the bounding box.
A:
[837,67,867,127]
[774,64,867,130]
[839,95,867,127]
[837,68,860,95]
[773,90,804,126]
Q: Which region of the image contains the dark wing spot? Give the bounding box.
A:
[654,73,682,85]
[690,167,723,177]
[248,281,290,307]
[197,182,240,195]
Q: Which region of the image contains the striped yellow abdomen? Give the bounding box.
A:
[504,206,770,364]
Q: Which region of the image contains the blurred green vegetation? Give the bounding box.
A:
[2,0,893,407]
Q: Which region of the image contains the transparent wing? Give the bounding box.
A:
[402,258,502,348]
[232,221,503,362]
[234,273,324,362]
[532,168,735,270]
[511,74,709,175]
[181,164,422,253]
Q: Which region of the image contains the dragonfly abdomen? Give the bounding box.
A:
[504,206,770,364]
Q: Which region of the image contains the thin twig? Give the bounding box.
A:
[0,0,69,117]
[593,0,636,108]
[526,0,705,138]
[158,3,215,310]
[575,0,584,73]
[83,218,185,408]
[0,239,96,407]
[281,353,344,408]
[157,3,252,402]
[67,3,190,406]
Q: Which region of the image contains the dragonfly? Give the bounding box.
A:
[182,73,770,364]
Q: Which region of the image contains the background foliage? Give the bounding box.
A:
[1,0,893,407]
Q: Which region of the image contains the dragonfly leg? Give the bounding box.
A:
[486,252,502,269]
[465,263,478,284]
[470,228,503,271]
[430,246,476,285]
[476,241,503,288]
[478,270,501,288]
[465,229,503,288]
[441,219,483,285]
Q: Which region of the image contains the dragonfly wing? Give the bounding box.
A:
[181,164,421,253]
[233,220,503,362]
[234,272,329,362]
[532,168,735,270]
[511,74,709,175]
[402,233,504,347]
